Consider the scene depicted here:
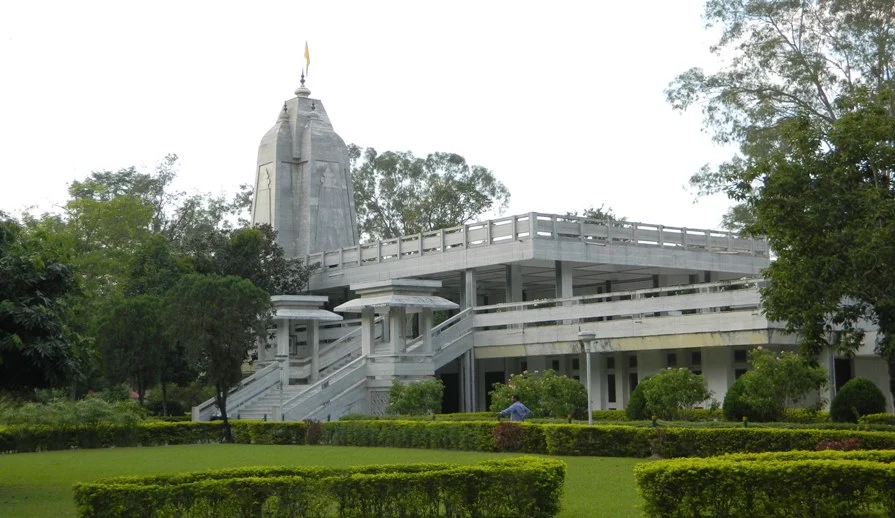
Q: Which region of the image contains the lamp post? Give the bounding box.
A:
[577,331,595,426]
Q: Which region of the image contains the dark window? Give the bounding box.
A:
[606,357,615,370]
[629,372,638,392]
[573,375,580,381]
[520,361,528,372]
[607,374,616,403]
[734,349,747,363]
[735,368,748,379]
[692,370,702,376]
[628,355,637,368]
[834,358,853,390]
[691,351,702,366]
[572,358,580,370]
[552,359,560,371]
[667,353,677,367]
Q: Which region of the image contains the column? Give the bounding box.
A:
[361,307,375,356]
[702,347,734,405]
[555,260,574,299]
[463,269,478,310]
[308,320,320,382]
[390,307,407,353]
[615,352,627,409]
[594,352,607,410]
[276,318,290,386]
[505,264,523,302]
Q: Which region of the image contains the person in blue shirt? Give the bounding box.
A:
[498,395,530,421]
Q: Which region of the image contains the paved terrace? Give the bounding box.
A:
[307,212,770,291]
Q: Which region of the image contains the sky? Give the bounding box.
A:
[0,1,738,231]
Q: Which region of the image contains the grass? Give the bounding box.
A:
[0,444,646,517]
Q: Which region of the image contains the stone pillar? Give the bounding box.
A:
[463,269,478,309]
[276,318,290,386]
[594,352,607,410]
[702,347,734,404]
[361,307,375,356]
[615,352,627,409]
[308,320,320,382]
[390,307,407,353]
[555,260,574,299]
[421,308,433,354]
[505,264,523,302]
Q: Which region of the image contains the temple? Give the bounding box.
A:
[193,77,893,422]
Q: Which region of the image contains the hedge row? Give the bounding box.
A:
[5,419,895,458]
[73,456,566,518]
[635,450,895,517]
[0,421,308,453]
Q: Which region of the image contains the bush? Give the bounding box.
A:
[859,413,895,426]
[303,419,323,445]
[74,457,567,518]
[489,369,587,419]
[387,378,444,415]
[0,395,147,426]
[723,374,779,422]
[635,450,895,517]
[625,377,649,420]
[493,422,525,452]
[638,369,712,420]
[830,377,887,423]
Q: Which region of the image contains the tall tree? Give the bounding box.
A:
[0,214,81,391]
[349,145,510,240]
[667,0,895,219]
[95,295,168,405]
[165,274,271,442]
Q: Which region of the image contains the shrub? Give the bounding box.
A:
[816,437,862,451]
[723,372,781,422]
[303,419,323,445]
[489,369,587,419]
[638,368,712,420]
[387,378,444,415]
[859,413,895,426]
[635,450,895,517]
[74,457,567,518]
[830,377,887,423]
[0,395,147,426]
[625,377,650,420]
[492,422,525,452]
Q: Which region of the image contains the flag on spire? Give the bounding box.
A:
[304,41,310,76]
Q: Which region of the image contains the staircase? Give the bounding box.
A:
[236,384,305,421]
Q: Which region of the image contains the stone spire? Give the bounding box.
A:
[250,73,359,259]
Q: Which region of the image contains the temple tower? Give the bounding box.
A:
[251,76,359,258]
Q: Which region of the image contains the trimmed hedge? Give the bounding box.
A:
[860,413,895,426]
[635,450,895,517]
[74,457,566,518]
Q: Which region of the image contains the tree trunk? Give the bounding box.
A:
[161,379,168,417]
[216,388,233,443]
[887,349,895,409]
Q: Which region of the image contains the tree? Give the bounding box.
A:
[638,368,712,420]
[209,225,314,295]
[667,0,895,225]
[349,145,510,240]
[723,348,828,421]
[0,214,81,391]
[165,274,271,442]
[95,296,168,405]
[830,376,887,422]
[387,378,444,415]
[567,205,625,223]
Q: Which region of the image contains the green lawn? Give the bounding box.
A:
[0,445,646,517]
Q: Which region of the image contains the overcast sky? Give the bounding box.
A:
[0,1,738,231]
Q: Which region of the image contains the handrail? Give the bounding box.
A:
[282,355,368,417]
[192,361,280,421]
[306,212,770,270]
[405,308,473,352]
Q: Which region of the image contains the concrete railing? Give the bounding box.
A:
[290,316,384,380]
[473,279,766,331]
[192,361,280,421]
[306,212,769,270]
[282,355,368,421]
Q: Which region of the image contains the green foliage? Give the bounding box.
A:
[0,214,81,391]
[636,450,895,517]
[724,348,828,421]
[0,395,146,426]
[145,381,213,417]
[831,377,888,423]
[489,369,587,419]
[637,368,712,420]
[626,376,650,420]
[387,378,444,415]
[859,413,895,426]
[165,274,271,442]
[492,422,526,452]
[349,145,510,240]
[73,457,566,518]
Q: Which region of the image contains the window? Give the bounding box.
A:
[628,355,638,368]
[735,368,748,379]
[629,372,638,392]
[551,359,560,371]
[666,353,677,367]
[572,358,580,370]
[607,374,616,403]
[521,361,528,372]
[691,351,702,366]
[573,375,580,381]
[692,370,702,376]
[734,349,747,363]
[606,357,615,370]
